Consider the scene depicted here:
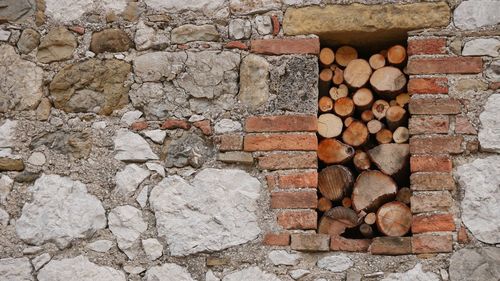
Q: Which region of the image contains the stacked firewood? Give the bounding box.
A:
[316,45,412,239]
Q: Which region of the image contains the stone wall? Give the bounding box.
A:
[0,0,499,280]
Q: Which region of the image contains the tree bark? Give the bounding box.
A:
[318,165,354,201]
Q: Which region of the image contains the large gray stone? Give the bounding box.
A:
[229,19,252,40]
[0,257,33,281]
[171,24,219,44]
[108,205,147,260]
[268,250,300,266]
[238,54,270,110]
[134,21,170,51]
[114,164,150,196]
[0,175,13,205]
[382,263,439,281]
[479,94,500,152]
[165,132,208,168]
[317,255,354,273]
[144,0,225,18]
[37,256,125,281]
[485,60,500,82]
[144,263,195,281]
[0,120,16,156]
[16,174,106,248]
[455,155,500,244]
[37,27,77,63]
[0,0,35,22]
[0,207,8,226]
[149,169,261,256]
[30,131,92,159]
[222,267,281,281]
[449,247,500,281]
[462,38,500,57]
[133,52,187,82]
[113,129,158,162]
[130,82,190,119]
[17,29,40,54]
[454,0,500,30]
[45,0,93,22]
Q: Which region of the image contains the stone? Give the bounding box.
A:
[0,120,16,154]
[108,205,147,259]
[121,110,143,126]
[134,21,169,51]
[206,270,220,281]
[142,238,163,261]
[479,94,500,152]
[0,30,10,41]
[0,45,43,112]
[171,24,219,44]
[0,207,8,226]
[454,79,489,92]
[454,0,500,29]
[149,168,261,256]
[123,266,145,275]
[113,129,159,162]
[144,0,225,18]
[144,130,167,144]
[92,121,107,129]
[45,0,92,22]
[144,263,195,281]
[463,38,500,57]
[230,0,281,15]
[37,256,125,281]
[218,152,254,164]
[449,247,500,281]
[14,171,40,183]
[455,155,500,244]
[17,29,40,54]
[90,29,132,54]
[0,157,25,171]
[16,175,106,248]
[37,27,77,63]
[289,269,310,280]
[49,59,131,115]
[130,82,190,119]
[382,263,440,281]
[145,162,165,177]
[165,132,208,168]
[214,119,242,134]
[136,186,149,208]
[0,175,13,205]
[36,98,51,121]
[268,250,300,266]
[486,60,500,82]
[102,0,128,13]
[317,255,354,273]
[255,16,273,35]
[31,253,51,271]
[27,152,46,166]
[115,164,150,196]
[440,269,449,281]
[133,52,187,82]
[0,0,35,22]
[86,240,114,253]
[238,54,270,109]
[22,246,43,255]
[0,257,33,281]
[222,267,281,281]
[229,19,252,40]
[347,271,362,281]
[30,132,92,159]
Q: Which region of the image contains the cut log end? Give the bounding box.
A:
[318,96,334,113]
[334,97,355,118]
[370,66,407,98]
[317,113,343,138]
[376,129,393,144]
[320,47,335,66]
[372,100,390,120]
[318,197,333,212]
[353,150,371,171]
[317,138,355,165]
[344,59,372,88]
[376,201,412,237]
[386,105,407,131]
[396,187,412,205]
[318,165,354,201]
[361,110,374,123]
[369,53,386,70]
[353,88,374,111]
[351,170,397,212]
[342,121,369,147]
[336,46,358,67]
[387,45,407,65]
[364,212,377,225]
[393,127,409,144]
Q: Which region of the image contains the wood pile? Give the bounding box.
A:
[317,45,411,239]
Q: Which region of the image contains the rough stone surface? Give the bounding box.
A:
[32,253,51,271]
[133,52,186,82]
[0,0,35,22]
[134,21,170,51]
[30,132,92,159]
[222,267,281,281]
[37,27,77,63]
[463,38,500,57]
[449,247,500,281]
[16,174,106,248]
[0,175,13,205]
[0,30,9,41]
[113,129,158,162]
[165,132,208,168]
[45,0,93,22]
[0,257,33,281]
[17,29,40,54]
[255,15,273,35]
[455,155,500,244]
[317,255,354,273]
[86,240,114,253]
[121,110,143,126]
[171,24,219,44]
[90,29,132,54]
[238,54,270,109]
[27,152,46,166]
[115,164,150,196]
[149,169,261,256]
[136,186,149,208]
[144,263,195,281]
[229,19,252,39]
[268,250,300,266]
[130,82,189,119]
[144,130,166,144]
[454,0,500,29]
[0,207,8,226]
[0,120,16,156]
[486,60,500,82]
[381,264,439,281]
[108,205,148,259]
[37,256,125,281]
[479,94,500,152]
[142,238,163,261]
[144,0,225,17]
[214,119,242,134]
[289,269,310,280]
[230,0,281,15]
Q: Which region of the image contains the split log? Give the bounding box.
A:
[318,165,354,201]
[375,129,393,144]
[393,127,409,144]
[317,113,343,138]
[318,216,349,236]
[389,100,398,106]
[331,65,344,85]
[369,53,386,70]
[351,170,397,212]
[319,68,333,96]
[396,187,412,205]
[344,117,355,127]
[325,206,359,227]
[372,100,390,120]
[329,87,348,101]
[361,110,374,122]
[367,119,384,134]
[344,59,372,88]
[386,105,407,131]
[338,84,349,97]
[342,120,369,147]
[335,46,358,67]
[353,150,371,171]
[396,93,410,107]
[334,97,355,118]
[319,47,335,66]
[360,223,374,238]
[387,45,407,65]
[352,88,374,111]
[370,66,407,98]
[318,197,333,212]
[317,138,355,164]
[364,212,377,225]
[318,96,334,113]
[368,143,410,183]
[342,197,352,208]
[376,201,412,237]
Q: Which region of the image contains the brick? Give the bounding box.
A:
[266,174,277,190]
[410,172,455,191]
[244,133,317,151]
[290,234,330,252]
[217,134,243,151]
[330,236,371,252]
[277,171,317,189]
[407,38,447,55]
[270,191,317,209]
[409,98,461,115]
[161,119,191,130]
[409,116,449,134]
[407,57,483,74]
[490,82,500,90]
[251,38,320,55]
[277,210,317,230]
[412,213,455,233]
[263,232,290,246]
[69,25,85,35]
[130,121,148,131]
[410,136,463,154]
[457,224,470,244]
[455,116,477,134]
[258,152,317,170]
[245,115,317,132]
[193,120,212,135]
[217,152,254,164]
[225,41,248,50]
[411,155,452,172]
[369,237,412,255]
[271,15,280,36]
[412,234,452,253]
[411,191,452,213]
[408,77,448,95]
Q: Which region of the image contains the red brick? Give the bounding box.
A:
[277,210,317,230]
[407,38,447,55]
[251,38,320,55]
[369,237,412,255]
[412,213,455,233]
[409,98,461,115]
[263,232,290,246]
[410,172,455,191]
[266,174,277,190]
[225,41,248,50]
[411,191,453,213]
[69,25,85,35]
[245,115,317,132]
[290,234,330,252]
[411,155,452,172]
[412,234,452,253]
[410,136,463,154]
[408,78,448,95]
[271,15,280,36]
[409,116,449,134]
[408,57,483,74]
[490,82,500,90]
[277,171,317,189]
[244,133,317,151]
[270,191,317,209]
[161,119,191,130]
[193,120,212,135]
[455,116,477,134]
[258,152,317,170]
[330,236,371,252]
[457,224,470,244]
[217,134,243,151]
[130,121,148,131]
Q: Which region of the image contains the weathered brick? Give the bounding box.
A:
[161,119,191,130]
[408,77,448,95]
[244,133,317,151]
[330,236,371,252]
[130,121,148,131]
[217,152,254,164]
[277,210,317,230]
[270,191,317,209]
[412,234,452,253]
[407,38,447,55]
[263,232,290,246]
[277,171,317,189]
[290,233,330,252]
[408,57,483,74]
[411,191,453,213]
[457,224,470,244]
[409,116,449,134]
[251,38,320,55]
[271,15,280,36]
[258,152,317,170]
[193,120,212,135]
[369,237,412,255]
[455,116,477,134]
[409,98,461,115]
[411,155,452,172]
[412,213,455,233]
[410,136,463,154]
[225,41,248,50]
[217,134,243,151]
[245,115,317,132]
[490,82,500,91]
[266,174,277,190]
[410,172,455,191]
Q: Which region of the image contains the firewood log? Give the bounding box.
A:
[319,68,333,96]
[372,99,390,120]
[335,46,358,67]
[368,143,410,183]
[351,170,397,212]
[367,119,384,134]
[342,120,369,147]
[342,197,352,208]
[379,49,388,58]
[318,165,354,201]
[317,113,343,138]
[317,138,355,164]
[334,97,355,118]
[396,187,412,205]
[318,197,333,212]
[353,88,374,111]
[393,127,409,144]
[344,59,372,88]
[386,105,407,131]
[370,66,407,99]
[364,212,377,225]
[389,100,398,106]
[329,87,348,101]
[318,96,334,113]
[344,117,355,127]
[376,201,412,237]
[396,93,410,107]
[361,110,374,123]
[318,216,349,236]
[369,53,386,70]
[353,150,371,171]
[331,65,344,85]
[360,223,374,238]
[387,45,407,65]
[319,47,335,66]
[376,129,393,144]
[325,206,359,227]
